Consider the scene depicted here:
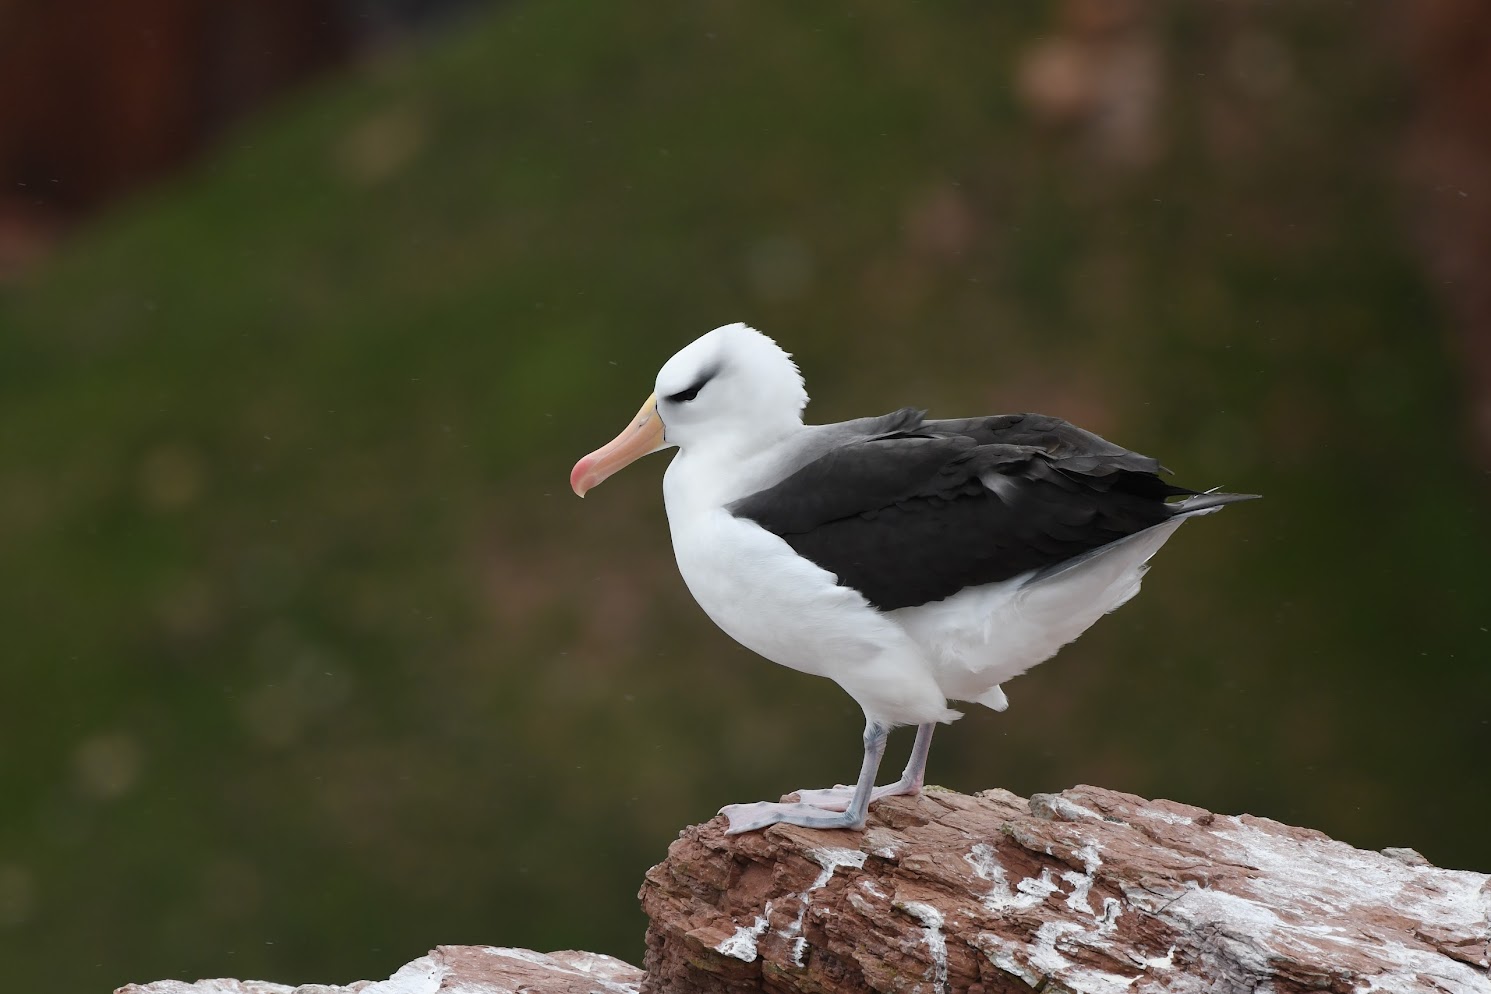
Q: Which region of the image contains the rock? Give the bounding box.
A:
[114,945,644,994]
[638,785,1491,994]
[115,786,1491,994]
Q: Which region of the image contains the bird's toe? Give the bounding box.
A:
[788,785,856,811]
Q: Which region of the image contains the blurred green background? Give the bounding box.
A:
[2,2,1488,991]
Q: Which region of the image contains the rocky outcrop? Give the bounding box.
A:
[639,785,1490,994]
[118,785,1491,994]
[114,945,643,994]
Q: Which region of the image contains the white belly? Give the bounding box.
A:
[892,517,1189,707]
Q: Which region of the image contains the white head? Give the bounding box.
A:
[570,323,808,495]
[653,323,807,450]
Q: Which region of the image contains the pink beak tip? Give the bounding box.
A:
[569,458,593,497]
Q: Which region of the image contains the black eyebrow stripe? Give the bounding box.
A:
[665,364,720,402]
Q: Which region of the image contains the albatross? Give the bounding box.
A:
[570,323,1255,834]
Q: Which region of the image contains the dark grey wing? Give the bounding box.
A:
[923,413,1186,492]
[730,411,1197,611]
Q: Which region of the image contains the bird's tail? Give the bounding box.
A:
[1026,488,1257,587]
[1169,489,1261,517]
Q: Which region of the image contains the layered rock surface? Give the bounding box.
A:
[641,785,1490,993]
[119,785,1491,994]
[114,945,643,994]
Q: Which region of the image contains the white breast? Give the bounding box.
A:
[663,455,957,727]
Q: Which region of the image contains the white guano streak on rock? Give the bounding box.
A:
[1008,869,1064,909]
[1164,816,1491,987]
[473,948,641,994]
[897,900,949,994]
[1029,922,1082,975]
[963,842,1000,884]
[972,933,1042,987]
[1135,808,1193,826]
[715,911,771,962]
[964,843,1061,913]
[1161,882,1324,980]
[806,846,869,877]
[1071,843,1120,931]
[1358,939,1491,994]
[1033,922,1145,994]
[1216,815,1489,931]
[1135,945,1177,971]
[558,950,634,977]
[1061,870,1093,914]
[156,983,292,994]
[973,928,1142,994]
[775,846,868,967]
[360,955,447,994]
[1040,795,1103,823]
[1483,887,1491,970]
[964,841,1140,993]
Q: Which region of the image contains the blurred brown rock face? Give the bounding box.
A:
[0,0,351,279]
[1015,0,1163,169]
[1014,0,1491,473]
[1398,0,1491,469]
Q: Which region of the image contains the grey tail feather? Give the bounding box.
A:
[1169,490,1262,516]
[1027,489,1259,586]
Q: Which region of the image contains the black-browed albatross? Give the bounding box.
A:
[570,323,1255,834]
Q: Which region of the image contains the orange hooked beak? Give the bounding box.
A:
[570,393,667,497]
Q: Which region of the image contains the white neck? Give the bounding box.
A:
[662,420,806,517]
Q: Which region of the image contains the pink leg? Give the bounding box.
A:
[720,721,890,834]
[791,722,935,812]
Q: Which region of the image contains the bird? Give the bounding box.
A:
[569,323,1256,835]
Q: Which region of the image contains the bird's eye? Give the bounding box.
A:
[663,365,718,405]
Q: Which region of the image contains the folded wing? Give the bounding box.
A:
[728,411,1196,611]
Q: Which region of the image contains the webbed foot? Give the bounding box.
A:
[719,800,868,834]
[790,780,923,811]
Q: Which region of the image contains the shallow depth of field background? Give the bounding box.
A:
[1,2,1489,991]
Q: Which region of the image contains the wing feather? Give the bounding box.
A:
[729,411,1197,610]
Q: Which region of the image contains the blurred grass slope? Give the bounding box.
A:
[1,2,1488,992]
